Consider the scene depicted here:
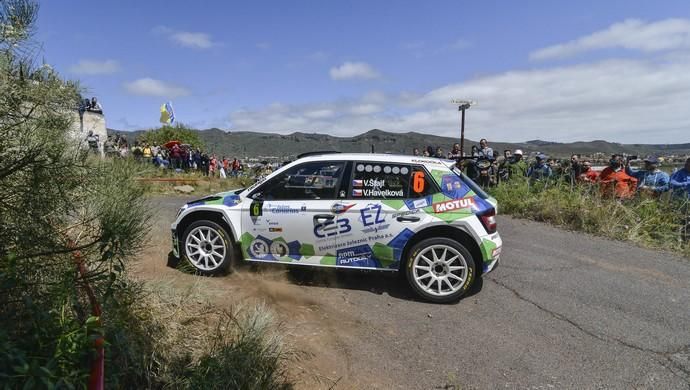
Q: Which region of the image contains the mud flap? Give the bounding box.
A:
[167,251,180,268]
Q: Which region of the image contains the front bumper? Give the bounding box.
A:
[171,228,179,257]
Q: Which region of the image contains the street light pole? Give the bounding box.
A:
[460,106,466,156]
[451,100,474,156]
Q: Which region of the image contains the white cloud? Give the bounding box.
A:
[69,59,120,75]
[448,38,471,50]
[304,109,335,119]
[400,40,425,50]
[531,18,690,61]
[229,55,690,143]
[153,26,219,49]
[349,104,381,115]
[124,78,190,97]
[329,61,380,80]
[171,32,214,49]
[308,51,329,61]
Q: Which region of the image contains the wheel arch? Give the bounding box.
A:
[176,210,237,244]
[400,225,484,275]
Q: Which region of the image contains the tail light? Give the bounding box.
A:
[479,208,497,234]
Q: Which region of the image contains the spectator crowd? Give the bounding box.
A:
[82,131,274,179]
[412,138,690,202]
[417,138,689,240]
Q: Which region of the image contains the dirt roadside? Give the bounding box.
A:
[132,195,398,389]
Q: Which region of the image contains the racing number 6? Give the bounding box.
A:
[413,171,425,193]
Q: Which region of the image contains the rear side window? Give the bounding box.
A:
[253,161,346,200]
[350,162,437,199]
[451,166,490,199]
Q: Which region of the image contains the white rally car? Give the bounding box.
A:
[169,152,502,303]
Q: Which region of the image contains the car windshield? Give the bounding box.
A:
[451,166,490,199]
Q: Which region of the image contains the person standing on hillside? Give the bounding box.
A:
[670,157,690,241]
[569,154,583,186]
[231,158,241,176]
[598,155,637,199]
[412,148,420,156]
[506,149,528,179]
[670,157,690,200]
[478,139,494,160]
[201,153,210,176]
[625,156,670,198]
[435,146,445,158]
[88,97,103,114]
[579,161,599,183]
[527,154,552,183]
[447,143,463,161]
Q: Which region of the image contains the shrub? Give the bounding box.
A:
[490,177,689,256]
[138,123,204,148]
[0,2,297,388]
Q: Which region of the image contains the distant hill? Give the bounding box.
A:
[108,128,690,160]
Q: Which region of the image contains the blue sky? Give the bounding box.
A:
[37,0,690,143]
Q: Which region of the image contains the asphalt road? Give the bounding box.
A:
[151,196,690,389]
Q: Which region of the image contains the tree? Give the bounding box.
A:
[0,1,151,386]
[138,123,204,148]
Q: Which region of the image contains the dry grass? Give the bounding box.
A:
[491,179,690,258]
[137,279,297,389]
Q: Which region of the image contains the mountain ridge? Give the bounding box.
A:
[107,128,690,159]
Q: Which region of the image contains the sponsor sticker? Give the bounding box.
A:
[314,218,352,239]
[270,241,289,257]
[392,209,420,219]
[269,227,283,232]
[331,203,356,214]
[336,244,375,267]
[249,239,269,257]
[250,200,263,217]
[268,204,302,214]
[360,204,390,233]
[432,197,476,213]
[412,198,430,209]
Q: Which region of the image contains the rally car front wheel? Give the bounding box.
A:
[181,220,233,275]
[406,238,475,303]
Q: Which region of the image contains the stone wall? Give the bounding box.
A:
[67,111,108,156]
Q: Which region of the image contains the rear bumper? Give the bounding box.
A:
[483,254,500,273]
[479,232,502,274]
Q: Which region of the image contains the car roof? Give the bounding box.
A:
[297,152,454,168]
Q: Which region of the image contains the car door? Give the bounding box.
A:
[336,162,439,270]
[241,160,347,266]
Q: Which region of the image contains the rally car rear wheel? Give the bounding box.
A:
[182,220,233,275]
[406,238,475,303]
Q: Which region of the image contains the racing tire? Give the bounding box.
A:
[405,237,476,303]
[181,220,234,275]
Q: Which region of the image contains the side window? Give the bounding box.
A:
[351,163,437,199]
[253,161,345,200]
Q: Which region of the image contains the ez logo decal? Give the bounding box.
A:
[360,204,390,233]
[314,218,352,238]
[360,204,385,226]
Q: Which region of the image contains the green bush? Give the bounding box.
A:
[137,123,204,148]
[0,2,297,388]
[490,178,689,257]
